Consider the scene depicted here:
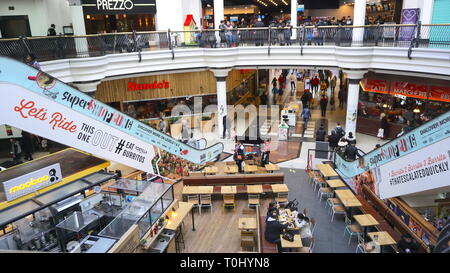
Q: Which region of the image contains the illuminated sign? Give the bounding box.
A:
[81,0,156,15]
[3,163,62,202]
[127,81,169,92]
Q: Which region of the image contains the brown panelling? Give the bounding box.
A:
[96,69,256,103]
[182,173,284,186]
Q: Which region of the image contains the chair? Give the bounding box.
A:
[275,192,289,205]
[343,215,363,245]
[310,218,317,236]
[200,194,212,213]
[326,198,341,213]
[356,232,367,253]
[226,161,236,166]
[240,231,255,252]
[248,194,260,208]
[242,208,256,215]
[317,186,333,202]
[223,194,236,211]
[298,237,315,253]
[313,176,326,192]
[331,204,346,222]
[187,195,201,215]
[175,226,185,253]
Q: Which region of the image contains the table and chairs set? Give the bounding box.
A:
[309,163,398,253]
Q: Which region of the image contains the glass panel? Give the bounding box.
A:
[56,211,100,233]
[107,179,150,194]
[83,173,116,184]
[136,212,151,237]
[161,188,174,212]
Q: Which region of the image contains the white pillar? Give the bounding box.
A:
[72,81,101,94]
[343,70,367,138]
[352,0,366,46]
[213,0,224,28]
[70,6,86,35]
[211,68,231,138]
[290,0,298,39]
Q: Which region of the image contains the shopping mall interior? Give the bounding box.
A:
[0,0,449,256]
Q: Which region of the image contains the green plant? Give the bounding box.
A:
[168,116,181,124]
[201,115,212,121]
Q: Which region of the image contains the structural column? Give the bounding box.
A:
[290,0,298,39]
[343,70,368,138]
[72,81,101,97]
[69,5,86,35]
[352,0,367,46]
[211,68,231,139]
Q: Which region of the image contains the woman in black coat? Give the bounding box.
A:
[380,113,389,139]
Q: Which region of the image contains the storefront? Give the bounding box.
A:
[81,0,157,34]
[357,72,450,139]
[94,69,257,135]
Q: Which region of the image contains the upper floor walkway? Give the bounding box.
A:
[2,24,449,87]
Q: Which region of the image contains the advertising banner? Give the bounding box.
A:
[0,83,155,173]
[377,137,450,199]
[0,57,223,164]
[399,8,420,41]
[335,111,450,178]
[3,163,62,202]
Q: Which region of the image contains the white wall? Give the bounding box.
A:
[155,0,184,31]
[402,0,435,24]
[182,0,202,29]
[0,0,75,36]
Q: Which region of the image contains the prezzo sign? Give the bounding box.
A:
[82,0,156,15]
[0,83,155,173]
[3,163,62,201]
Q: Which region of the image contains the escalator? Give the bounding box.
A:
[334,111,450,199]
[0,57,223,174]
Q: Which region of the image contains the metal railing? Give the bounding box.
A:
[1,23,449,62]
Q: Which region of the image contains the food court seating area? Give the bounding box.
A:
[189,162,282,176]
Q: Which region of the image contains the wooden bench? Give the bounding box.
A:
[258,215,278,253]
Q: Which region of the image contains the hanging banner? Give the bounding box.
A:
[361,79,450,103]
[0,57,223,164]
[399,8,420,41]
[335,111,450,178]
[0,83,155,173]
[377,137,450,199]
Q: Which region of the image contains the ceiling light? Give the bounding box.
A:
[281,0,288,5]
[268,0,278,6]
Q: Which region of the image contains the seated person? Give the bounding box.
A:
[290,207,299,219]
[264,210,289,253]
[344,132,356,145]
[398,234,419,253]
[266,202,279,221]
[294,214,313,246]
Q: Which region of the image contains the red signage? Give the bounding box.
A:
[127,80,169,91]
[361,79,450,103]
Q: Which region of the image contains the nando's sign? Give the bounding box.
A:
[81,0,156,15]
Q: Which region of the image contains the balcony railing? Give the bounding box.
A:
[1,24,449,62]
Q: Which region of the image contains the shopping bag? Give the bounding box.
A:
[377,128,384,138]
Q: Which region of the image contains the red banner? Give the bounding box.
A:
[361,79,450,103]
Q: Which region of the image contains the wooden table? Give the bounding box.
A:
[334,189,362,216]
[165,202,194,231]
[265,164,280,173]
[238,217,257,230]
[354,214,379,238]
[326,179,346,188]
[182,186,214,195]
[316,164,339,178]
[204,166,218,175]
[247,185,263,194]
[280,234,303,250]
[221,186,237,194]
[271,184,289,193]
[244,165,258,173]
[224,165,238,174]
[368,231,397,252]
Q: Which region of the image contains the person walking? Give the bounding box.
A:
[47,24,57,36]
[289,72,297,95]
[277,20,285,46]
[10,138,22,163]
[224,21,233,48]
[320,94,329,117]
[379,113,389,140]
[233,140,245,173]
[315,125,327,141]
[159,118,167,133]
[327,131,340,160]
[301,107,311,130]
[223,115,231,139]
[219,20,226,47]
[181,120,191,144]
[254,18,265,46]
[261,139,271,167]
[20,131,34,161]
[311,75,320,96]
[330,75,337,94]
[301,90,312,109]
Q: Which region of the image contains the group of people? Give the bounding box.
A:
[313,122,360,161]
[232,139,271,173]
[264,202,313,252]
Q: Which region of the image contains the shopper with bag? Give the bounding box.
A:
[233,140,245,173]
[378,113,389,139]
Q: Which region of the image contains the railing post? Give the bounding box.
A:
[19,36,31,57]
[416,20,422,48]
[167,29,174,60]
[57,34,65,59]
[268,26,271,56]
[99,34,106,56]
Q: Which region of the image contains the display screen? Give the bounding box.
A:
[304,0,339,9]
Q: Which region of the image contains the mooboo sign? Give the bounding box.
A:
[3,163,62,202]
[81,0,156,15]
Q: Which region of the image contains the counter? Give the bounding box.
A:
[356,116,405,139]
